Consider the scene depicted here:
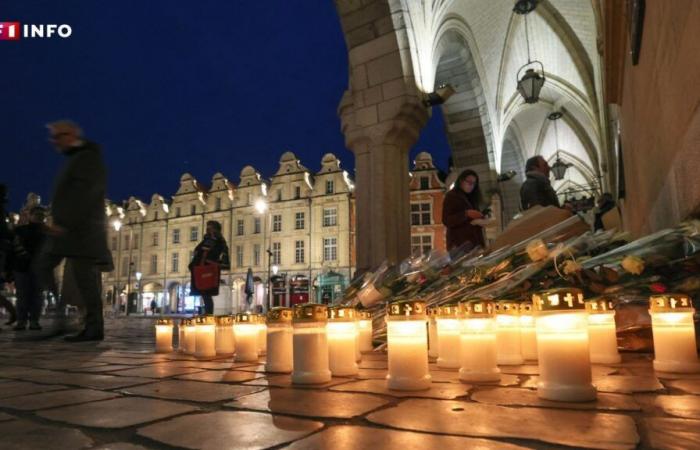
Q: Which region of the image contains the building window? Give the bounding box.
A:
[190,204,196,215]
[190,226,198,242]
[253,217,261,234]
[121,257,129,277]
[271,242,281,265]
[236,245,244,268]
[111,237,118,251]
[325,180,334,194]
[253,244,261,266]
[295,240,305,264]
[411,203,432,226]
[420,176,430,190]
[272,214,282,232]
[276,189,282,201]
[171,252,179,273]
[294,186,301,199]
[411,235,433,256]
[150,255,158,274]
[323,237,337,261]
[173,229,180,244]
[133,234,139,249]
[152,232,159,247]
[322,208,337,227]
[154,211,158,220]
[123,234,130,250]
[215,197,222,211]
[175,207,181,217]
[295,212,305,230]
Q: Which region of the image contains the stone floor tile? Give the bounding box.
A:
[356,368,388,380]
[0,388,119,411]
[285,425,530,450]
[428,370,520,387]
[0,419,94,449]
[38,397,197,428]
[498,365,539,375]
[664,379,700,395]
[31,360,109,371]
[330,379,471,399]
[643,417,700,450]
[594,375,665,393]
[655,395,700,419]
[235,363,268,373]
[366,399,639,450]
[471,387,640,411]
[122,379,265,402]
[176,370,265,383]
[138,410,322,449]
[109,365,205,378]
[25,372,155,390]
[91,357,153,366]
[69,364,135,373]
[226,387,390,418]
[242,374,352,389]
[0,381,67,399]
[359,360,388,369]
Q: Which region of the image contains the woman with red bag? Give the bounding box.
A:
[189,221,230,314]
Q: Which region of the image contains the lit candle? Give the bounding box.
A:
[234,313,259,362]
[649,293,700,373]
[357,309,373,353]
[255,314,268,356]
[495,300,523,365]
[265,307,294,373]
[519,302,538,361]
[386,299,431,391]
[586,299,621,364]
[155,318,173,353]
[427,306,439,359]
[533,288,596,402]
[178,319,187,352]
[215,315,235,356]
[328,306,359,376]
[184,318,197,355]
[436,303,461,369]
[194,315,217,359]
[292,303,332,384]
[459,299,500,382]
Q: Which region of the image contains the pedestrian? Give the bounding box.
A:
[442,169,485,251]
[0,184,18,328]
[12,206,48,330]
[150,298,157,315]
[34,120,112,341]
[188,220,230,315]
[519,155,561,210]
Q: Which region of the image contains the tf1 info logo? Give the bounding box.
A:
[0,22,73,40]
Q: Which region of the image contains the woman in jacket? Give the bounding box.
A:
[442,169,485,251]
[189,220,230,314]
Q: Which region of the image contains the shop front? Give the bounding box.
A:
[289,274,310,306]
[271,274,287,307]
[316,271,346,304]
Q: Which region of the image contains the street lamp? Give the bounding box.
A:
[255,198,272,311]
[112,219,122,231]
[135,271,143,315]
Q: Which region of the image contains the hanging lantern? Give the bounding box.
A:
[551,157,569,180]
[517,64,545,104]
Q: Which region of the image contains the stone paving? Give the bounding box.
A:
[0,318,699,449]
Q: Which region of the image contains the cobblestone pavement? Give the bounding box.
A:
[1,317,699,449]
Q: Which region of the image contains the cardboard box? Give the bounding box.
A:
[492,205,590,250]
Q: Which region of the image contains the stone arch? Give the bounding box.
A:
[500,124,527,223]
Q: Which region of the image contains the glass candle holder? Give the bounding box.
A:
[357,310,373,353]
[234,313,259,362]
[427,306,439,359]
[328,306,359,376]
[266,307,294,373]
[649,293,700,373]
[215,315,235,355]
[459,299,500,382]
[495,301,523,365]
[184,318,197,355]
[255,314,268,356]
[386,299,431,391]
[586,299,621,364]
[292,303,332,384]
[194,315,217,358]
[178,318,187,352]
[533,288,596,402]
[520,302,538,361]
[155,318,173,353]
[436,303,461,369]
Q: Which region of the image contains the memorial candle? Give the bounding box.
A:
[533,288,596,402]
[292,303,332,384]
[265,307,293,373]
[459,299,500,382]
[586,299,621,364]
[155,318,173,353]
[519,302,538,361]
[178,318,187,352]
[184,318,197,355]
[234,313,259,362]
[255,314,268,356]
[436,303,461,369]
[357,310,373,353]
[427,306,439,359]
[495,301,524,365]
[328,306,359,376]
[386,299,431,391]
[649,293,700,373]
[194,315,217,358]
[215,315,235,356]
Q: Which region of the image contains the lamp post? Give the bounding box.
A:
[111,219,123,314]
[135,271,143,315]
[255,198,271,311]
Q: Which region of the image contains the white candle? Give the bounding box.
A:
[427,307,439,359]
[178,319,187,352]
[386,300,431,391]
[328,307,358,376]
[292,303,331,384]
[436,304,461,369]
[586,299,620,364]
[520,303,538,361]
[155,319,173,353]
[234,313,259,362]
[459,300,500,382]
[265,307,294,373]
[184,319,197,355]
[533,289,596,402]
[254,314,267,356]
[649,293,700,373]
[357,310,373,357]
[194,315,217,358]
[496,301,523,365]
[215,315,236,356]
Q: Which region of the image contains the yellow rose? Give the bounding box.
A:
[562,260,582,275]
[621,255,645,275]
[526,239,549,262]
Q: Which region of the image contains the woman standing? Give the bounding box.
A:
[442,169,485,251]
[189,220,230,315]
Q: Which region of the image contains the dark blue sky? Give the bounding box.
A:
[1,0,450,211]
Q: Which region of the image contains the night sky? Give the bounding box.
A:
[1,0,450,211]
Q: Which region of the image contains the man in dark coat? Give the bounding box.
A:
[35,120,112,341]
[520,156,561,210]
[13,206,48,330]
